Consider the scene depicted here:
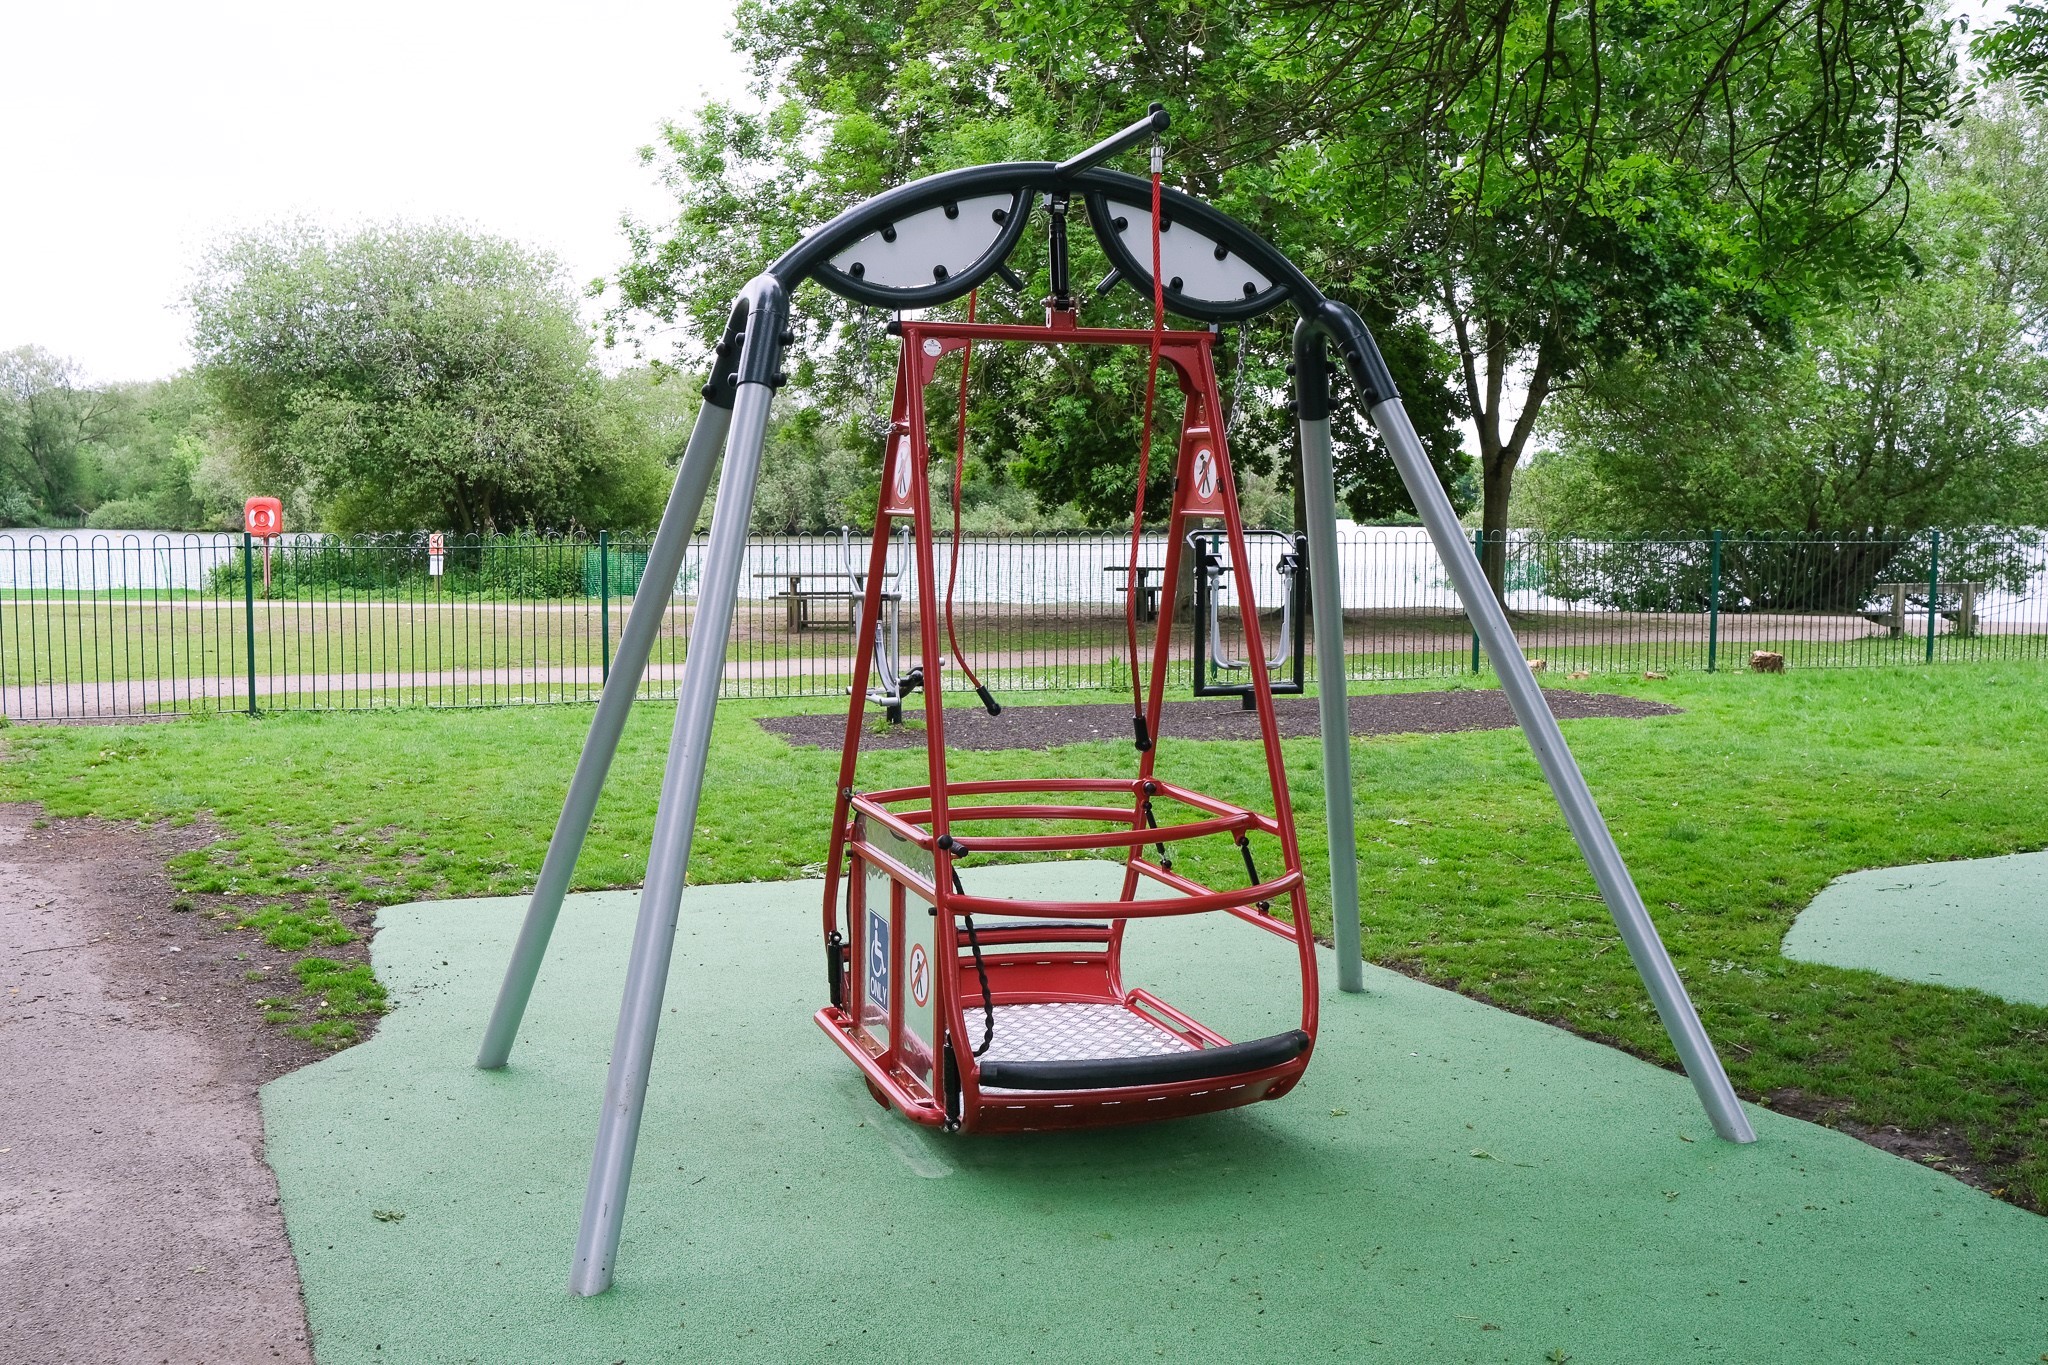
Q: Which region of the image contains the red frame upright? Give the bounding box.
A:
[814,317,1319,1134]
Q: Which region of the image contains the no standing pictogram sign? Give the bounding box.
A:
[908,943,930,1008]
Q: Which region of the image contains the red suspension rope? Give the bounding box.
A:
[944,290,999,714]
[1123,154,1167,750]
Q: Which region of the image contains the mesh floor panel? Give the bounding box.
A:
[972,1001,1195,1068]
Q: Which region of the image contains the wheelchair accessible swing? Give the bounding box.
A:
[473,106,1757,1297]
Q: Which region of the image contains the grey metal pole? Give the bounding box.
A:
[1368,393,1756,1144]
[475,399,733,1070]
[1294,414,1365,993]
[569,365,779,1297]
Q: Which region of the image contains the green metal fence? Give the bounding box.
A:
[1,527,2042,721]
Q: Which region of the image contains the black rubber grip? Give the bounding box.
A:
[1133,714,1152,752]
[976,684,1003,716]
[977,1028,1309,1091]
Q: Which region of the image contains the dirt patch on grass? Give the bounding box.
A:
[0,803,365,1363]
[759,687,1682,751]
[1761,1088,2020,1204]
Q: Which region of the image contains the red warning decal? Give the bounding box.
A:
[908,943,930,1008]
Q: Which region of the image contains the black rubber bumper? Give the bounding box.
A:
[977,1028,1310,1091]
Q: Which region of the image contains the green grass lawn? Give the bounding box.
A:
[6,663,2047,1208]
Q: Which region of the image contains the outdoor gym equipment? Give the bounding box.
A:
[1191,529,1307,707]
[841,523,918,723]
[474,104,1757,1298]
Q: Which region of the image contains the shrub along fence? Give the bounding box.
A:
[1,527,2042,720]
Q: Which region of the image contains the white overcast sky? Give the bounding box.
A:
[1,0,748,384]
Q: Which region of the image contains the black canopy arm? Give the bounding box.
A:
[1054,103,1170,177]
[772,163,1323,325]
[758,140,1406,409]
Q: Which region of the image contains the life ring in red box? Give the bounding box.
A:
[244,497,283,538]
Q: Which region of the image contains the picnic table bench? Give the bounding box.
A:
[754,570,899,631]
[1864,581,1979,638]
[1102,564,1165,621]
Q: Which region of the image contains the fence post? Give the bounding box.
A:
[241,530,259,716]
[1925,529,1940,664]
[1706,530,1723,673]
[598,530,611,685]
[1470,528,1483,675]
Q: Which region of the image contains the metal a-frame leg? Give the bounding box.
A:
[1295,412,1366,993]
[512,278,793,1298]
[475,397,734,1070]
[1298,307,1756,1145]
[566,361,781,1296]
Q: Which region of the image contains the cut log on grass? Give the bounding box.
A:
[1750,651,1786,673]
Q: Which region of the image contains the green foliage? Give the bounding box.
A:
[202,530,595,599]
[1530,529,2043,614]
[82,374,236,529]
[612,0,1955,558]
[1269,0,1958,575]
[605,6,1474,530]
[189,222,672,535]
[745,406,875,533]
[0,346,115,522]
[1975,4,2048,102]
[81,497,161,531]
[0,354,236,530]
[1529,94,2048,543]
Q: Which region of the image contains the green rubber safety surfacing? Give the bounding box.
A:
[1784,850,2048,1006]
[262,864,2048,1363]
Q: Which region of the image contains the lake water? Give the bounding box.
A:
[2,526,2041,624]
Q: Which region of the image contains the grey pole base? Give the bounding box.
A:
[568,376,778,1297]
[1296,416,1365,993]
[475,400,733,1071]
[1366,395,1756,1145]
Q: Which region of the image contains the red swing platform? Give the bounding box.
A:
[814,311,1319,1134]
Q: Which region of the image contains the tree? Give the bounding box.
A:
[605,6,1474,532]
[81,373,227,530]
[190,223,669,534]
[1527,92,2048,539]
[1248,0,1954,591]
[609,0,1953,580]
[0,346,113,522]
[1975,6,2048,102]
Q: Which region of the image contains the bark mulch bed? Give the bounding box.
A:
[758,687,1682,751]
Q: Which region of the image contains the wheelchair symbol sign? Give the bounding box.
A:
[908,943,930,1007]
[865,909,890,1011]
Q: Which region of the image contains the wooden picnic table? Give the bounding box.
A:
[1102,564,1165,621]
[1865,581,1979,638]
[753,570,894,631]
